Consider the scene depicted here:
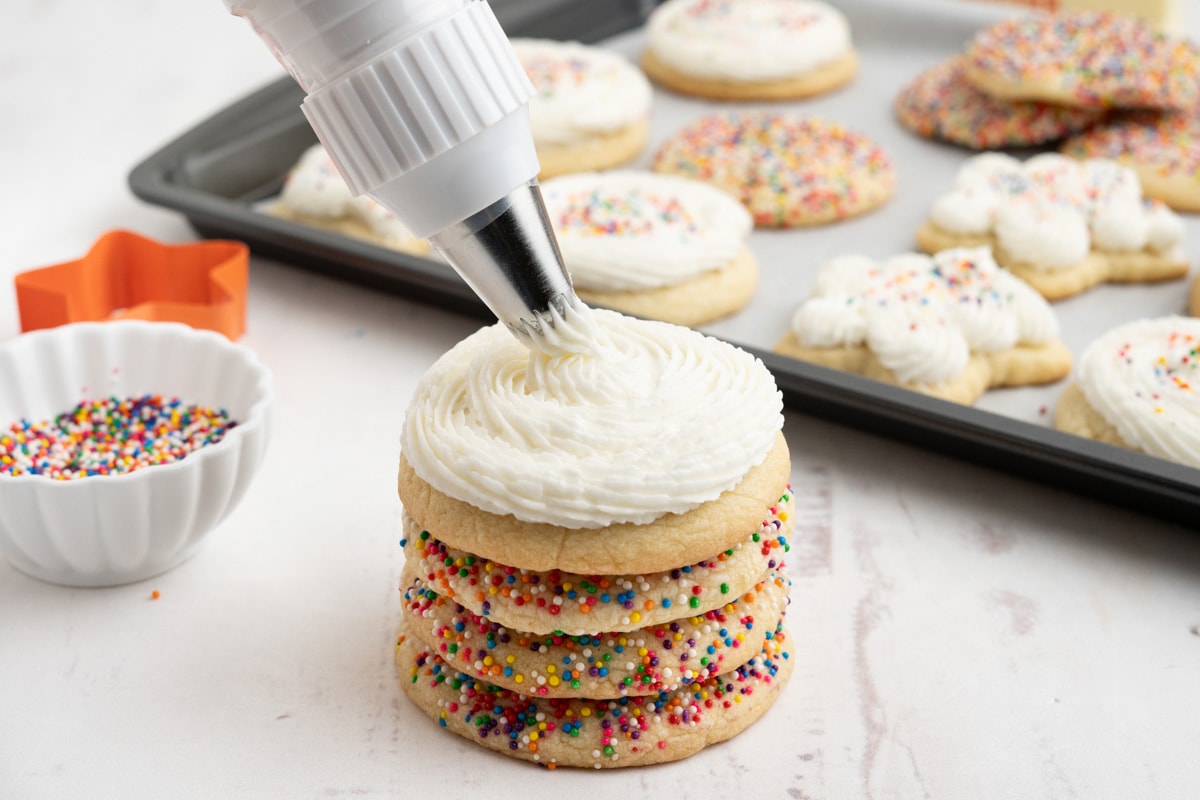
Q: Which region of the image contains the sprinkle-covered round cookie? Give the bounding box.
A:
[652,111,895,227]
[895,56,1104,149]
[396,616,794,769]
[401,569,790,699]
[964,11,1200,111]
[1055,316,1200,468]
[400,485,792,637]
[1060,109,1200,212]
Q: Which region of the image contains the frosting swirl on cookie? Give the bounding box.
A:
[401,309,783,528]
[513,39,652,145]
[930,153,1184,270]
[541,171,753,292]
[646,0,851,82]
[1077,316,1200,468]
[791,247,1058,385]
[275,144,419,246]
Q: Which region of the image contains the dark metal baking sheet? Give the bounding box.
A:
[128,0,1200,526]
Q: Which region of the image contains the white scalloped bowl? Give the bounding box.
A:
[0,321,273,587]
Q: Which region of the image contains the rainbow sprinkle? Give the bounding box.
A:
[0,395,236,480]
[1062,108,1200,187]
[652,111,894,227]
[554,188,698,239]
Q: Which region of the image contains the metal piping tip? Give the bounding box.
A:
[427,179,582,346]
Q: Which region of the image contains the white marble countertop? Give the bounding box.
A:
[2,2,1199,798]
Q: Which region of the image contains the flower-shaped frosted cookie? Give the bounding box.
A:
[964,11,1200,111]
[540,171,756,326]
[640,0,857,101]
[265,144,428,255]
[1055,316,1200,469]
[916,153,1188,300]
[774,246,1072,404]
[513,38,652,178]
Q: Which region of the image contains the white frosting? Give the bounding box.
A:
[1077,316,1200,469]
[401,308,784,529]
[512,39,652,145]
[930,153,1185,271]
[540,171,753,292]
[277,144,420,247]
[791,246,1059,385]
[646,0,851,82]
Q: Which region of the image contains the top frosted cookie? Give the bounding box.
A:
[963,11,1200,111]
[641,0,856,100]
[400,307,783,530]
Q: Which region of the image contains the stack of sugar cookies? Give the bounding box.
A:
[395,306,795,769]
[895,10,1200,154]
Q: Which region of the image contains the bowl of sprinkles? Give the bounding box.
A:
[0,320,273,587]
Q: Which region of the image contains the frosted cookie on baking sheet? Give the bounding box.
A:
[265,143,429,255]
[640,0,856,101]
[963,11,1200,111]
[1060,109,1200,212]
[1055,316,1200,469]
[540,171,757,326]
[513,39,652,179]
[773,247,1072,405]
[916,153,1188,300]
[894,56,1104,150]
[396,617,794,769]
[652,111,895,227]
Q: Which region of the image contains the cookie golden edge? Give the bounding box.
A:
[915,221,1190,301]
[639,47,857,101]
[1053,382,1134,448]
[772,331,1072,405]
[398,431,791,575]
[536,118,650,180]
[394,615,795,769]
[263,203,431,256]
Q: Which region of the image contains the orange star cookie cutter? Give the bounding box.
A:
[14,230,249,340]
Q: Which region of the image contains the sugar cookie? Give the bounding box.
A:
[640,0,856,101]
[396,617,794,769]
[916,152,1188,300]
[963,11,1200,111]
[265,143,429,255]
[894,56,1103,150]
[513,39,652,179]
[400,568,790,699]
[774,246,1071,404]
[652,111,895,227]
[1060,108,1200,212]
[400,487,792,637]
[1055,316,1200,469]
[540,171,757,326]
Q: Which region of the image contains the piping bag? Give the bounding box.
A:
[224,0,582,349]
